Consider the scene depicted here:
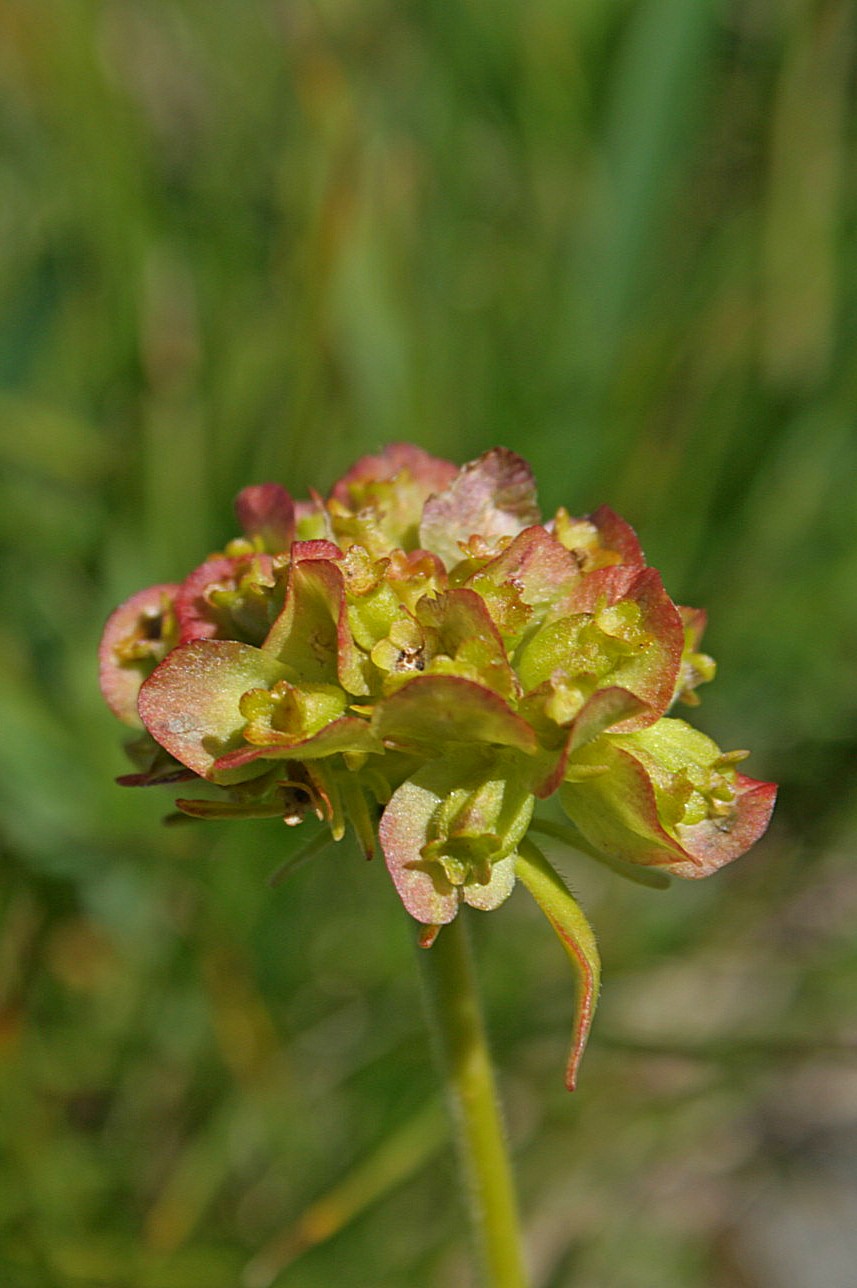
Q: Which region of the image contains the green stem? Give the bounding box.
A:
[417,912,529,1288]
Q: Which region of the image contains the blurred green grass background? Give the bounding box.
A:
[1,1,856,1285]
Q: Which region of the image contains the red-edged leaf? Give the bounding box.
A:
[468,524,580,615]
[372,674,538,754]
[289,538,342,561]
[234,483,295,551]
[174,554,276,644]
[330,442,458,503]
[212,715,380,773]
[264,546,367,696]
[671,774,777,878]
[379,758,531,924]
[559,740,689,868]
[534,686,649,798]
[515,841,601,1090]
[588,505,645,567]
[379,772,461,925]
[99,583,180,725]
[560,722,777,878]
[416,587,519,700]
[138,640,289,780]
[558,564,684,725]
[419,448,540,568]
[552,504,645,572]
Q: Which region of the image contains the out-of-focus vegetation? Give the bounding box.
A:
[1,1,856,1284]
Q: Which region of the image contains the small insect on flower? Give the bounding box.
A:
[100,444,776,1087]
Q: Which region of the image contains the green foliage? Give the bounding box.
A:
[2,1,855,1283]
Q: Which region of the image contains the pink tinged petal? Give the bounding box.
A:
[678,605,707,650]
[562,565,685,724]
[99,583,180,725]
[330,442,458,503]
[138,640,289,781]
[463,525,585,641]
[551,504,645,572]
[379,774,461,925]
[559,740,689,869]
[379,759,532,924]
[588,505,645,567]
[515,842,601,1091]
[264,546,368,696]
[534,686,650,798]
[462,854,516,911]
[468,525,581,614]
[416,587,519,700]
[670,775,777,878]
[175,558,236,642]
[174,555,274,644]
[372,675,539,754]
[211,715,381,773]
[419,448,541,568]
[234,483,295,551]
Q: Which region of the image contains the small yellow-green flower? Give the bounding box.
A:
[100,445,776,1087]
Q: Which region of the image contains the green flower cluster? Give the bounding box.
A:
[100,444,775,1086]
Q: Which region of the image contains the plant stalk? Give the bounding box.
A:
[417,911,529,1288]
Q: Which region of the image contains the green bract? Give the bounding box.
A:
[100,444,776,1087]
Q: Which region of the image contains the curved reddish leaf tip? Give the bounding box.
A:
[330,443,458,503]
[418,924,442,949]
[99,583,180,725]
[234,483,295,551]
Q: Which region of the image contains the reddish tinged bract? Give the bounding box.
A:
[100,443,776,1088]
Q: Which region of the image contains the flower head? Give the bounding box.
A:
[100,444,776,1086]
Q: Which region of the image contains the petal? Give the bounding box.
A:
[560,722,777,877]
[416,587,519,700]
[264,545,368,696]
[419,448,540,568]
[372,674,538,754]
[379,757,533,924]
[138,640,289,781]
[211,714,381,772]
[174,554,277,644]
[551,504,644,571]
[234,483,295,551]
[330,442,458,503]
[536,564,684,726]
[533,686,650,798]
[463,853,517,912]
[99,583,180,725]
[465,525,581,638]
[671,606,716,707]
[329,444,458,554]
[671,772,777,877]
[588,505,645,567]
[294,489,336,542]
[515,842,601,1091]
[379,772,461,925]
[559,739,688,868]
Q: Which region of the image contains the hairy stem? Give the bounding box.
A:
[417,911,529,1288]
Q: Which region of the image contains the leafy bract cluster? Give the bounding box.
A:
[100,445,776,1086]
